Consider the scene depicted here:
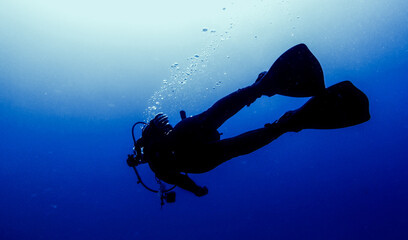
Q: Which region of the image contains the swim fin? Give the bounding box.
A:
[288,81,370,130]
[258,43,325,97]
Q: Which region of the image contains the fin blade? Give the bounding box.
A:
[290,81,370,129]
[265,43,325,97]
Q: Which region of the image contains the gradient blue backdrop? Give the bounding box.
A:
[1,1,408,239]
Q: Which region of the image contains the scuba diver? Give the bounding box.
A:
[127,44,370,200]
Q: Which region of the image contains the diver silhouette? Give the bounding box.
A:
[128,44,370,197]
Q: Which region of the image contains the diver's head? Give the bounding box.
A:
[139,113,173,154]
[142,113,173,139]
[128,114,173,166]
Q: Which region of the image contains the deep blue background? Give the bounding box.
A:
[1,1,408,239]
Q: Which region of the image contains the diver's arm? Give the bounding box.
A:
[159,172,208,197]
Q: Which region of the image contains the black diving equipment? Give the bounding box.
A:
[127,121,176,207]
[286,81,371,130]
[260,43,326,97]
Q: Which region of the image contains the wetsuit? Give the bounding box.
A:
[141,44,371,196]
[144,83,289,196]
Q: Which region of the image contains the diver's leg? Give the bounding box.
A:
[213,123,287,160]
[200,86,260,129]
[173,73,266,133]
[204,113,300,169]
[196,73,269,130]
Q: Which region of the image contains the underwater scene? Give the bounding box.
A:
[1,0,408,239]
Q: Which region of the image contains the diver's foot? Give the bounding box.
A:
[252,71,276,97]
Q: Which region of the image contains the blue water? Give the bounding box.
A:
[1,1,408,239]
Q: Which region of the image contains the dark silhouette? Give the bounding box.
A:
[129,44,370,197]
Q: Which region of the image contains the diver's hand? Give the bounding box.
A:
[194,186,208,197]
